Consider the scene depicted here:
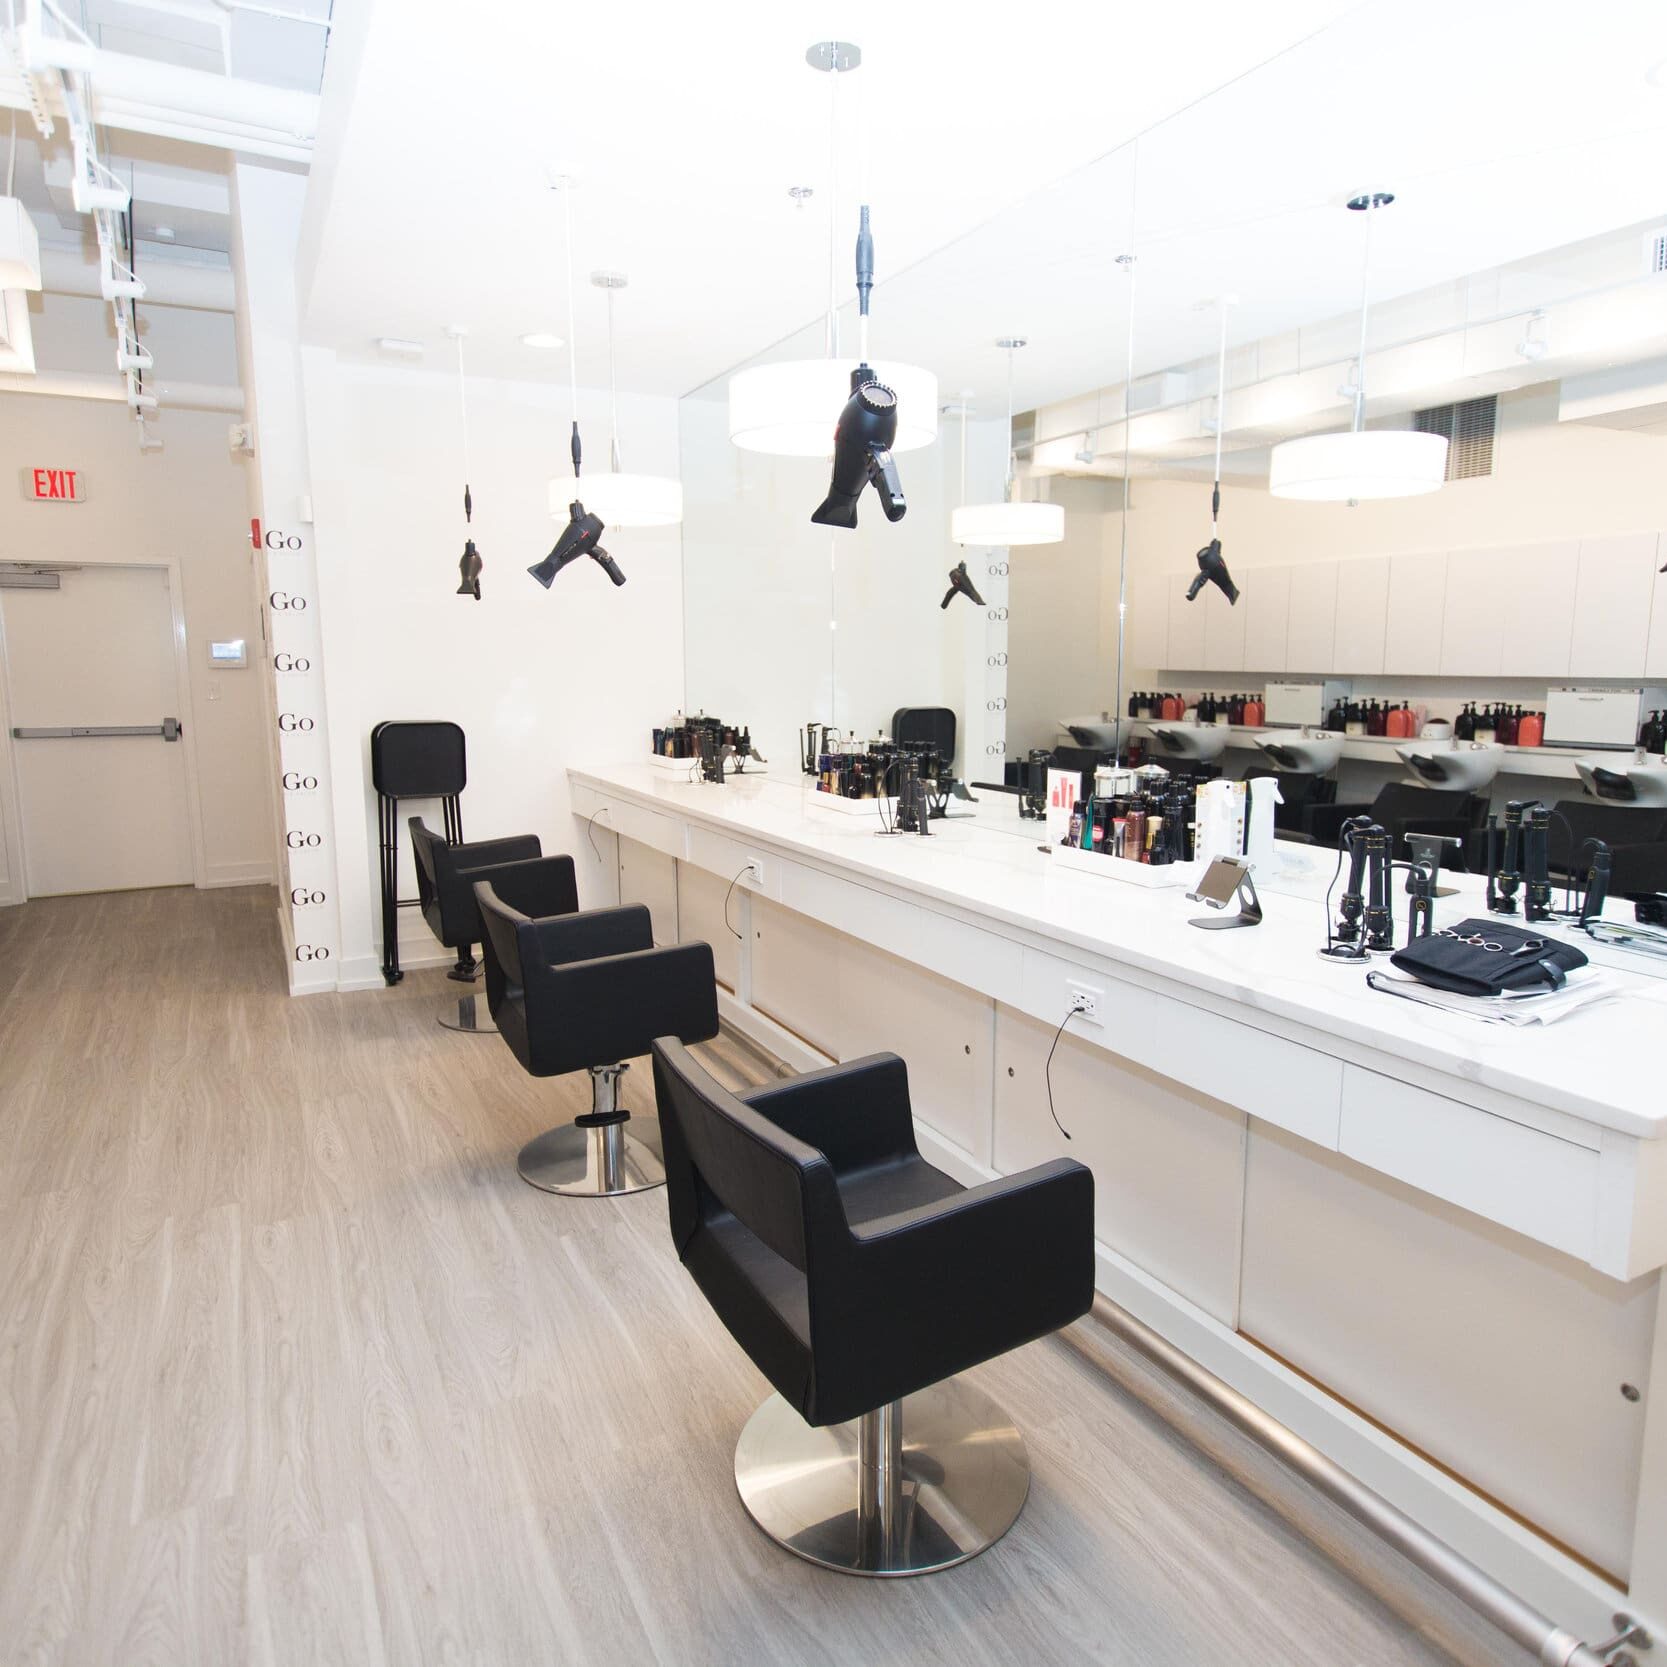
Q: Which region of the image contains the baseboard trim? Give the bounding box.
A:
[329,945,455,995]
[201,860,274,889]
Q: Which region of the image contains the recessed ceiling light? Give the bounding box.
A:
[520,331,565,349]
[375,337,425,358]
[152,225,175,241]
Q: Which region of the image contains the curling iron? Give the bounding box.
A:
[1362,823,1394,951]
[1523,803,1553,924]
[1319,815,1376,960]
[1486,800,1529,916]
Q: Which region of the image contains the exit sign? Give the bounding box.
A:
[23,467,86,503]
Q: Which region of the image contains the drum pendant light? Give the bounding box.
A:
[565,271,683,527]
[446,325,483,600]
[1268,192,1448,502]
[727,42,937,457]
[951,338,1063,546]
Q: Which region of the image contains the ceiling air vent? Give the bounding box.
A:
[1413,394,1497,481]
[1645,228,1667,278]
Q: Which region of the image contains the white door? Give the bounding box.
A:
[2,565,194,896]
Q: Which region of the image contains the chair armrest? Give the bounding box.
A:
[741,1054,918,1173]
[545,942,719,1068]
[531,904,655,967]
[467,854,577,921]
[446,834,543,877]
[815,1159,1094,1415]
[1613,842,1667,898]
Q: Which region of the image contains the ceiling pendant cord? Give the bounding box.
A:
[606,282,622,473]
[1211,296,1232,538]
[559,178,582,480]
[825,57,840,359]
[453,327,473,524]
[1349,191,1389,436]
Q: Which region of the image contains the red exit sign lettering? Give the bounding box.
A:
[23,467,87,503]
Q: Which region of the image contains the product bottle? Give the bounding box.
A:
[1384,703,1404,740]
[1216,693,1231,727]
[1365,700,1385,738]
[1325,695,1347,733]
[1244,692,1264,728]
[1454,702,1475,742]
[1344,699,1364,737]
[1474,705,1496,744]
[1496,705,1517,746]
[1516,709,1543,748]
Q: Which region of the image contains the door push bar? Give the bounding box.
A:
[11,718,182,741]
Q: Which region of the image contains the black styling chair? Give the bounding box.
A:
[650,1039,1094,1576]
[1549,801,1667,899]
[476,880,718,1199]
[1306,782,1476,858]
[408,817,546,1034]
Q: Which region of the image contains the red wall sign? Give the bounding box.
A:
[23,467,86,503]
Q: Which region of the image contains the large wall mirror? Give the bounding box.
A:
[681,1,1667,824]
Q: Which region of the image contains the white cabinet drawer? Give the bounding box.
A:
[1338,1065,1598,1261]
[569,786,682,862]
[684,823,782,902]
[1017,948,1343,1147]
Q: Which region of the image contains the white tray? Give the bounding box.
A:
[647,753,767,777]
[808,789,897,819]
[1050,840,1200,889]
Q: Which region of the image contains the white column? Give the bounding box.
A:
[229,161,341,993]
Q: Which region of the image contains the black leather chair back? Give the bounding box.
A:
[475,886,546,1068]
[409,818,445,913]
[652,1040,834,1274]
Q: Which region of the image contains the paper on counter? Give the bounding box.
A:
[1364,967,1620,1027]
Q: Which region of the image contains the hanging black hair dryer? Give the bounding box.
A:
[457,538,483,600]
[811,368,905,528]
[1185,536,1239,605]
[528,499,625,588]
[940,559,984,609]
[811,207,906,529]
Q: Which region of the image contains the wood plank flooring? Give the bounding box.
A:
[0,886,1526,1666]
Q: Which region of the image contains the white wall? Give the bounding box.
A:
[303,356,684,988]
[680,393,1008,777]
[0,394,274,900]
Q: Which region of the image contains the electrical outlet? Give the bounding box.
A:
[743,860,765,889]
[1067,983,1104,1025]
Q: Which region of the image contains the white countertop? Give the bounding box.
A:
[572,763,1667,1140]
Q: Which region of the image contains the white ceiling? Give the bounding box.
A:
[298,0,1362,391]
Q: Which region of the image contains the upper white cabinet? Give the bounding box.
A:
[1126,567,1170,673]
[1241,563,1291,674]
[1201,579,1247,673]
[1570,532,1659,679]
[1284,563,1339,673]
[1166,581,1206,670]
[1648,563,1667,682]
[1331,556,1390,675]
[1439,548,1508,677]
[1498,540,1578,678]
[1383,553,1447,675]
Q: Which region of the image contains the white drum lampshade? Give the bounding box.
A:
[1268,429,1448,502]
[951,500,1064,546]
[555,471,683,528]
[729,358,939,456]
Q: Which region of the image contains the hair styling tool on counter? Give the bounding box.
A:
[941,560,985,609]
[1522,803,1553,924]
[1578,840,1611,927]
[1486,800,1529,916]
[1404,832,1462,900]
[811,208,905,529]
[1362,823,1394,951]
[1319,815,1376,961]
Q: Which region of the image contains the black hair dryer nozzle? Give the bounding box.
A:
[457,538,483,600]
[941,559,985,609]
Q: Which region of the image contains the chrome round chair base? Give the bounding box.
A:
[733,1378,1029,1577]
[516,1121,665,1197]
[437,990,495,1033]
